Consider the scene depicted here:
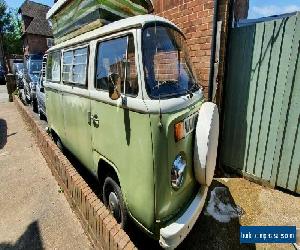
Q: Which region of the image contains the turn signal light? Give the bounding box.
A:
[174,122,184,142]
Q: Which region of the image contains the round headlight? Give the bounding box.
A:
[171,154,187,190]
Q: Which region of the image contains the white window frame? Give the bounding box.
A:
[62,44,89,87]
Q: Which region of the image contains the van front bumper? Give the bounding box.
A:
[159,186,208,249]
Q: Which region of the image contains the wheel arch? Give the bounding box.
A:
[94,154,123,198]
[98,158,120,186]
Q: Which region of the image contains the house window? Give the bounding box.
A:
[46,51,61,82]
[62,46,88,86]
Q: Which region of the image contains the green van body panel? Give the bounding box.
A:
[46,89,65,141]
[150,99,205,226]
[90,99,155,232]
[63,92,93,169]
[46,87,205,238]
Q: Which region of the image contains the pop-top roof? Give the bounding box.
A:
[47,0,154,19]
[48,14,179,50]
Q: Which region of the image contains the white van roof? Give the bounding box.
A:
[48,15,180,52]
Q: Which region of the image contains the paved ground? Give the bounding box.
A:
[0,84,8,103]
[0,86,92,249]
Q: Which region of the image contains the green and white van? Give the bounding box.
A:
[45,15,219,249]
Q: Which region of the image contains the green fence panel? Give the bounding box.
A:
[246,21,274,177]
[261,17,296,181]
[222,25,256,171]
[243,22,265,175]
[272,14,300,191]
[222,12,300,193]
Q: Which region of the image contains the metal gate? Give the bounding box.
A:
[221,12,300,193]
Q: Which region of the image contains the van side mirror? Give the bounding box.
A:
[108,73,121,100]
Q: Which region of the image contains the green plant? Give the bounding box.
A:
[0,0,22,56]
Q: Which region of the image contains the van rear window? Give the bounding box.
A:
[46,51,61,82]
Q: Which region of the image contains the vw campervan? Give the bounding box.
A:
[45,15,219,249]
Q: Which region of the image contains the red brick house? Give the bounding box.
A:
[18,0,53,57]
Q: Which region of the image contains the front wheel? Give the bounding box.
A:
[103,177,128,228]
[32,98,38,113]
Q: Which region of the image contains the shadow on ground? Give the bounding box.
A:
[0,221,43,249]
[0,119,7,149]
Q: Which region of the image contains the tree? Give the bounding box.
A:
[0,0,22,56]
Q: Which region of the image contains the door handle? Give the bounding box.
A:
[91,114,99,127]
[88,112,99,127]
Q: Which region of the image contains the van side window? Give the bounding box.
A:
[46,51,61,82]
[62,46,88,87]
[95,35,138,96]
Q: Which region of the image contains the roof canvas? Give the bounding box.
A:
[47,0,154,41]
[47,0,154,19]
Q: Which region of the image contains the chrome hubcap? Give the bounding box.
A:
[108,192,121,222]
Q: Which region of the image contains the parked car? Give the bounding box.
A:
[45,15,219,249]
[23,54,43,110]
[0,65,6,85]
[9,59,23,75]
[13,63,24,89]
[34,54,47,117]
[36,70,46,120]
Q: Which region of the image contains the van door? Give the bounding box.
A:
[89,33,155,229]
[61,46,93,170]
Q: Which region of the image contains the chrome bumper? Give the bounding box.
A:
[159,186,208,249]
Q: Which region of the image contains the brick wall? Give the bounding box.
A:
[153,0,215,95]
[154,51,179,81]
[14,97,136,250]
[24,34,49,56]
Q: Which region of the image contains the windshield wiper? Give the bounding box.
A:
[185,80,200,98]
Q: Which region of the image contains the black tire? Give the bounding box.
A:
[24,89,30,105]
[55,136,64,152]
[32,98,38,113]
[39,110,43,120]
[24,96,29,105]
[103,176,128,228]
[38,105,44,120]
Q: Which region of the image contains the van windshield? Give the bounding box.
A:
[142,25,199,99]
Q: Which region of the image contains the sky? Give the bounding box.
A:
[248,0,300,19]
[8,0,53,9]
[6,0,300,19]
